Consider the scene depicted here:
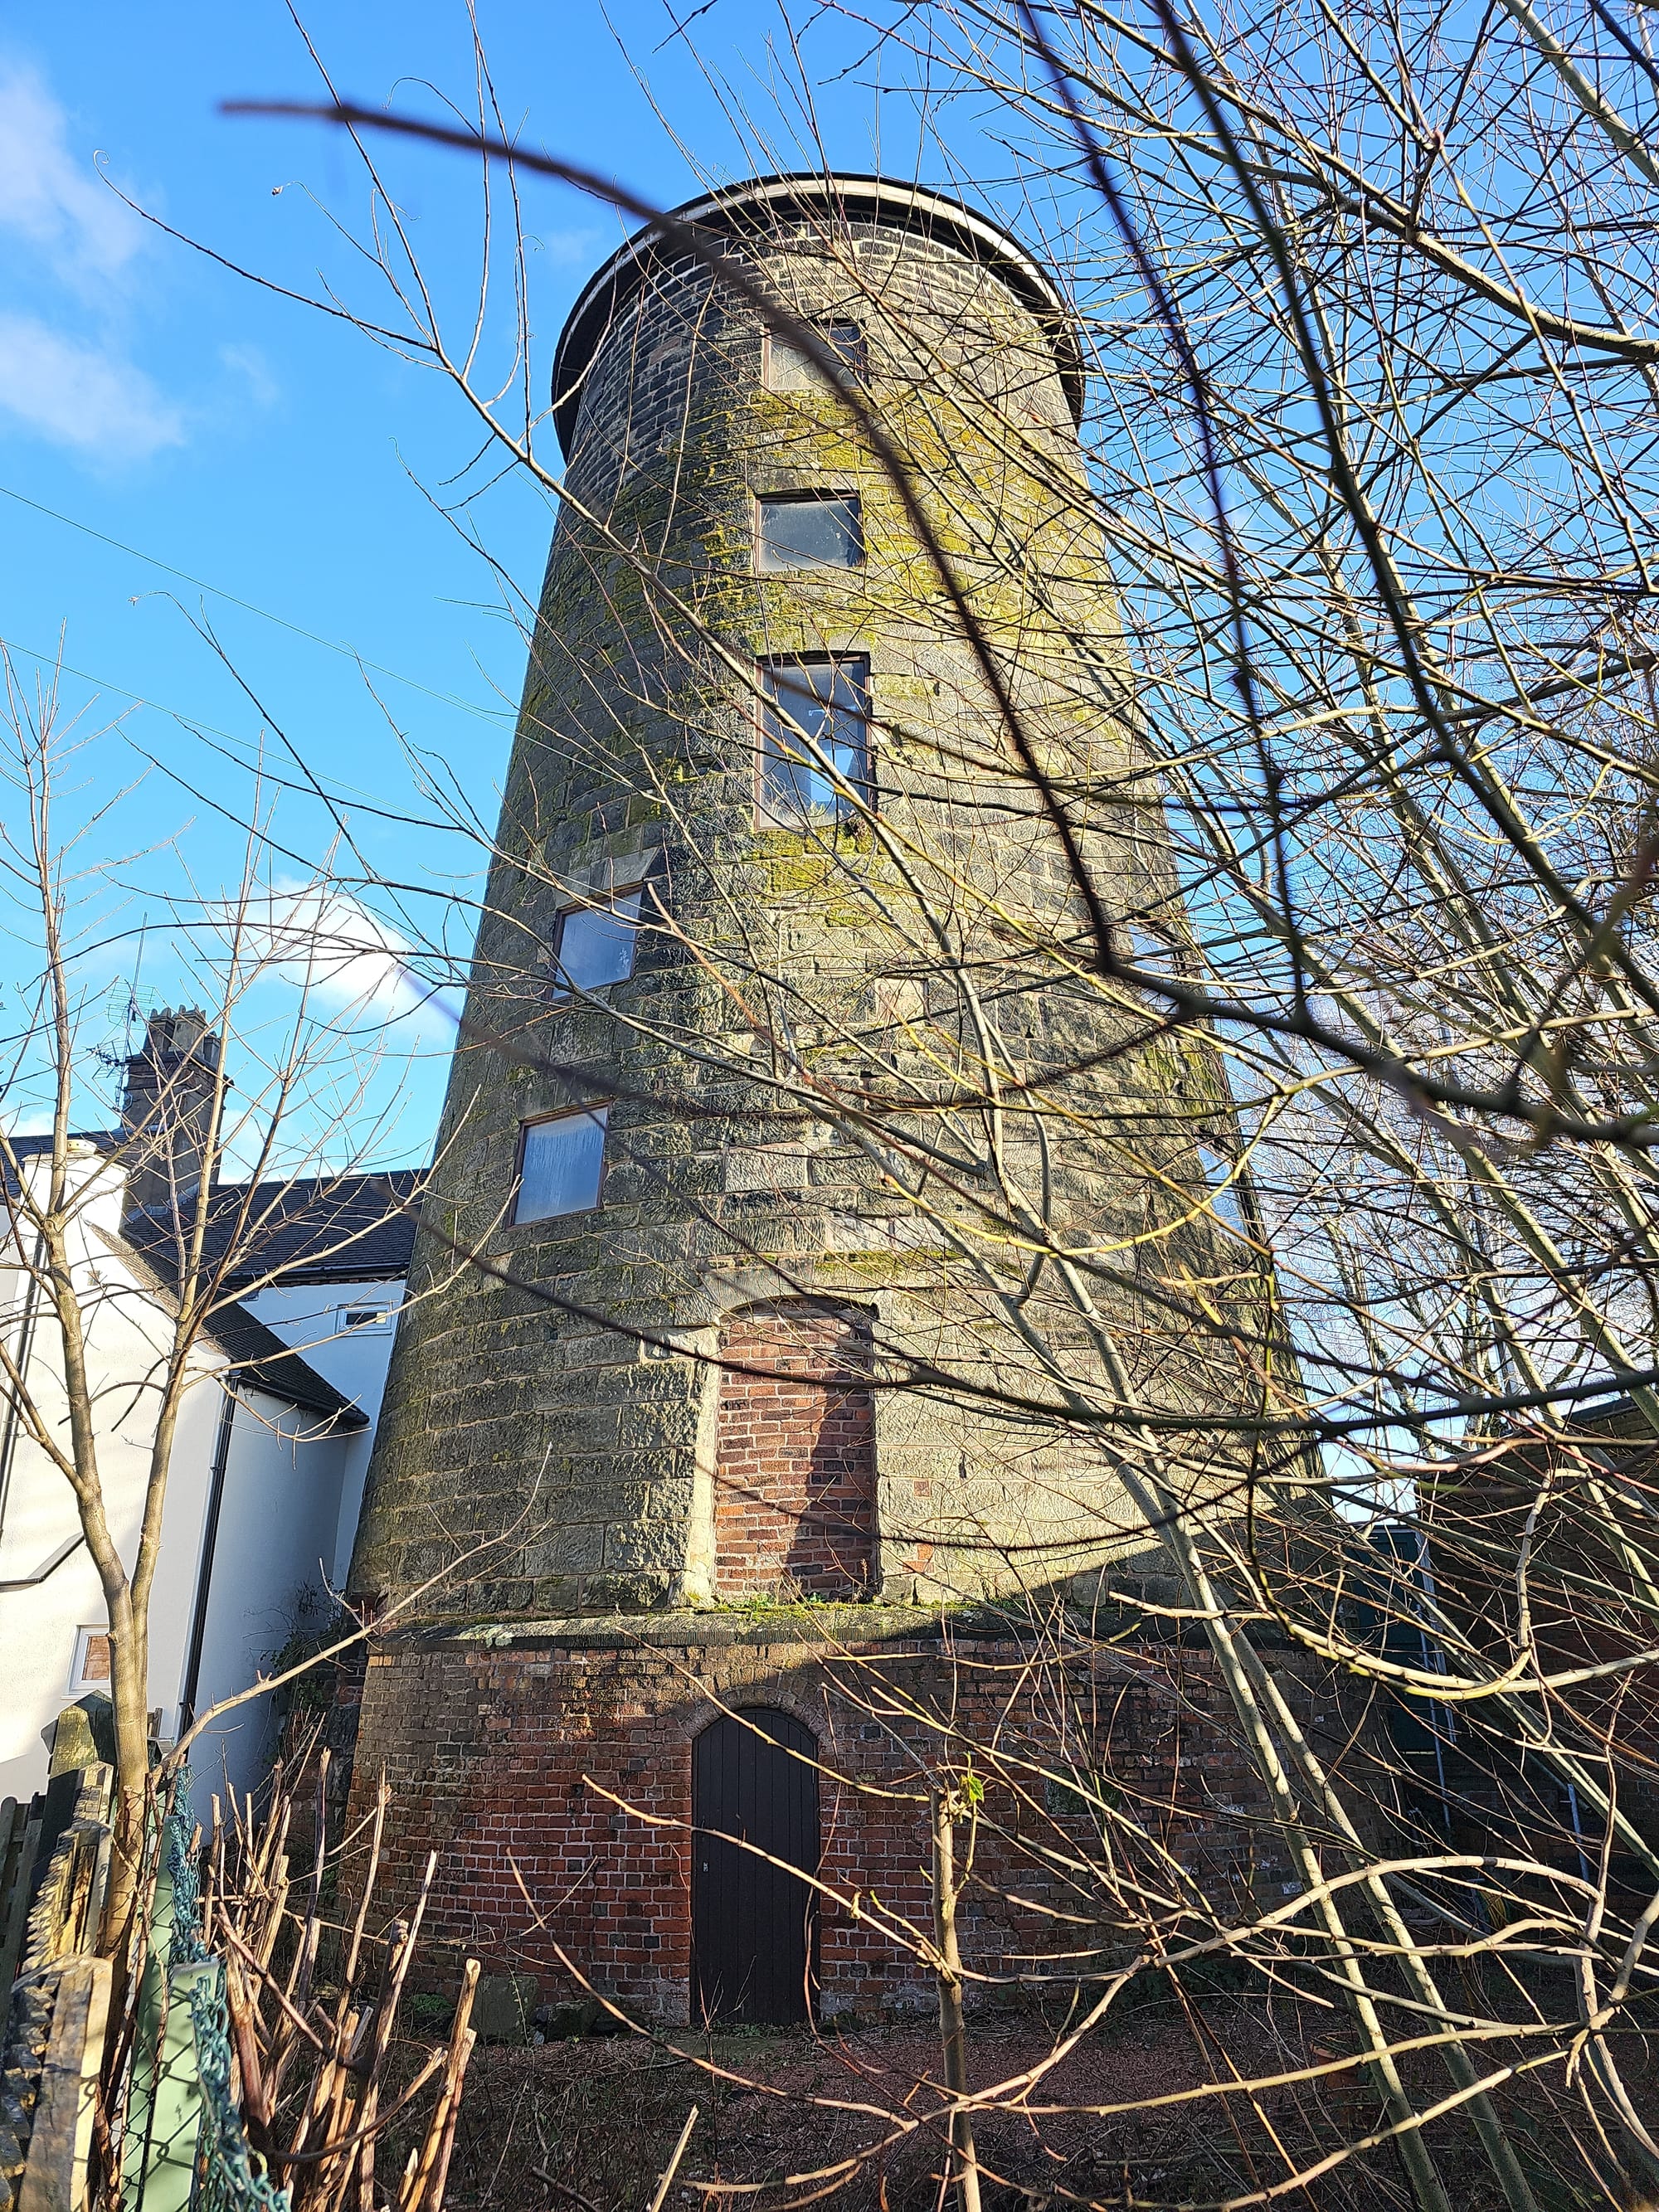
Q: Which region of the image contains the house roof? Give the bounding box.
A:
[5,1136,411,1427]
[7,1136,420,1288]
[103,1221,369,1429]
[200,1300,369,1427]
[123,1170,422,1289]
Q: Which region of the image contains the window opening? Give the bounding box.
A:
[756,492,863,572]
[757,657,871,828]
[1197,1142,1248,1237]
[338,1304,393,1334]
[551,887,643,998]
[764,322,865,394]
[1126,917,1182,976]
[515,1106,610,1224]
[69,1626,111,1691]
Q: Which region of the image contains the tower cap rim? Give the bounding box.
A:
[550,169,1085,454]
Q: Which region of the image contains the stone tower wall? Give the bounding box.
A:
[353,187,1256,1629]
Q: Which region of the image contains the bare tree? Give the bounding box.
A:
[101,0,1659,2197]
[0,657,444,1993]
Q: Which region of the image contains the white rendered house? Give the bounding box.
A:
[0,1017,416,1802]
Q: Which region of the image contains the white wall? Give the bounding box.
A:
[239,1279,402,1584]
[0,1155,222,1801]
[0,1155,372,1805]
[180,1390,353,1801]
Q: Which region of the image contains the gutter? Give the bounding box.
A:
[0,1529,86,1592]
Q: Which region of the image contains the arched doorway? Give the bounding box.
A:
[692,1709,819,2024]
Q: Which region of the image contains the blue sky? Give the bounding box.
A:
[0,2,936,1166]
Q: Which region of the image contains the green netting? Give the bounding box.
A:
[157,1775,289,2212]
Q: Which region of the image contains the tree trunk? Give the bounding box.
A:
[931,1785,981,2212]
[98,1587,150,2017]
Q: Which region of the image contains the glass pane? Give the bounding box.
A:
[757,493,863,571]
[1199,1143,1247,1235]
[761,659,870,822]
[765,323,865,392]
[515,1106,609,1223]
[556,888,642,994]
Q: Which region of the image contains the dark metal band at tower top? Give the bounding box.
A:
[549,172,1087,455]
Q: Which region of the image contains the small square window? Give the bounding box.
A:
[338,1305,393,1334]
[1198,1143,1248,1238]
[69,1627,110,1692]
[551,887,643,998]
[756,492,864,572]
[1126,918,1181,975]
[515,1106,610,1224]
[758,658,871,826]
[764,321,865,393]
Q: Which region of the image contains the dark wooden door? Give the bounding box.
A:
[692,1709,819,2024]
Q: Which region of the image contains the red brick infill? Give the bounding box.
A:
[714,1309,876,1599]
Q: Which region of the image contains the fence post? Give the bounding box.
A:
[16,1953,110,2212]
[0,1798,43,1999]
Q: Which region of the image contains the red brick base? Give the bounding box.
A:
[344,1619,1307,2021]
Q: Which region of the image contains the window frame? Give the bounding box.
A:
[337,1302,394,1335]
[753,654,873,829]
[68,1625,111,1694]
[753,490,864,575]
[512,1101,613,1227]
[761,320,867,394]
[547,883,645,1004]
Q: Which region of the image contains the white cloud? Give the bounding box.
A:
[0,61,178,464]
[0,312,182,459]
[533,226,605,268]
[239,882,460,1039]
[0,61,141,287]
[219,343,279,411]
[2,1104,54,1139]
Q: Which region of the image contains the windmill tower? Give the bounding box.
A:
[347,176,1262,2022]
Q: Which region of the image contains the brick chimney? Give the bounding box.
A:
[119,1009,221,1218]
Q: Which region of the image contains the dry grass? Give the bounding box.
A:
[429,2000,1593,2212]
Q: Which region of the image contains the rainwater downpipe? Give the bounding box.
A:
[178,1380,239,1732]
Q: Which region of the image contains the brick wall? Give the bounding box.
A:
[343,1621,1321,2022]
[715,1306,875,1598]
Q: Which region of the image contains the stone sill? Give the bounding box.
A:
[387,1599,1166,1654]
[376,1598,1299,1656]
[419,1602,956,1652]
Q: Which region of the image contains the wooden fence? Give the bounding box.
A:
[0,1764,114,2212]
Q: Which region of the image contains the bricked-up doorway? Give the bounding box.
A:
[715,1304,875,1597]
[692,1709,820,2023]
